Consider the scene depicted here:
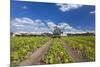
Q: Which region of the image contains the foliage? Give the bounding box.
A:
[41,38,72,64]
[63,36,95,61]
[11,36,49,65]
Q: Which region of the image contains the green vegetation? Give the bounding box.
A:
[10,36,95,65]
[11,36,49,65]
[63,36,95,61]
[41,38,72,64]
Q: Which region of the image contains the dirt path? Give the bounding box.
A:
[19,39,53,66]
[60,38,85,62]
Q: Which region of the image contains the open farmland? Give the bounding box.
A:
[11,36,49,65]
[63,36,95,61]
[10,36,95,66]
[10,1,95,67]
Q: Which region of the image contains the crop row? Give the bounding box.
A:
[63,36,95,61]
[11,36,49,65]
[41,38,72,64]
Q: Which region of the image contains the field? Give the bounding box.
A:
[11,36,49,65]
[10,36,95,66]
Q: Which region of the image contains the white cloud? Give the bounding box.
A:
[56,4,83,12]
[57,22,83,33]
[58,23,72,29]
[46,21,82,33]
[34,19,46,27]
[46,21,57,30]
[11,17,51,33]
[12,17,34,25]
[11,17,84,33]
[90,11,95,14]
[13,24,25,27]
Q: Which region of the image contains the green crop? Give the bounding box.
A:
[41,38,72,64]
[11,36,49,65]
[63,36,95,61]
[11,36,95,66]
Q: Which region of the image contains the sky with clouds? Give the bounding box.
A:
[10,0,95,33]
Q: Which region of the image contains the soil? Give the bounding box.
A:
[60,38,86,62]
[19,38,87,66]
[19,39,53,66]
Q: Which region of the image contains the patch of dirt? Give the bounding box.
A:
[60,39,86,62]
[19,39,53,66]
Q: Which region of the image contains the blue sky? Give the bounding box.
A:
[10,0,95,33]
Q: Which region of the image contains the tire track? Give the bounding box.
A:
[60,38,86,62]
[19,39,53,66]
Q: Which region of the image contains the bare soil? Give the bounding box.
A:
[19,38,87,66]
[60,38,86,62]
[19,39,53,66]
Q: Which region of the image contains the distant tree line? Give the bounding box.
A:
[67,32,95,36]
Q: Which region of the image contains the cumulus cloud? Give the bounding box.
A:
[12,17,34,26]
[57,22,83,33]
[46,21,73,31]
[11,17,83,33]
[56,3,83,12]
[46,21,57,30]
[11,17,50,33]
[46,21,82,33]
[58,23,72,30]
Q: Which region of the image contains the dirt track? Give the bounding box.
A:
[19,38,86,66]
[19,39,53,66]
[60,38,86,62]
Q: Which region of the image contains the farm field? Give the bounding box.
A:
[41,38,72,64]
[11,36,49,65]
[63,36,95,61]
[10,36,95,66]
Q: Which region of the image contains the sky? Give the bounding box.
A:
[10,0,95,33]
